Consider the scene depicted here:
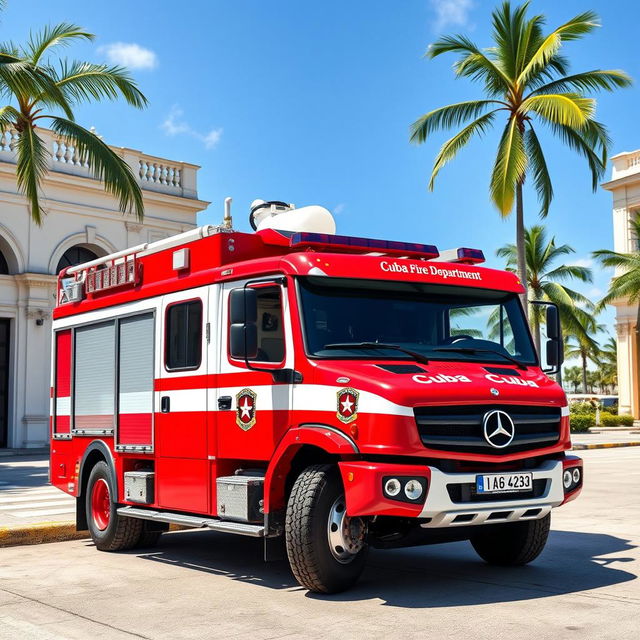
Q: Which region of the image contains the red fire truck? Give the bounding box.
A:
[50,200,582,593]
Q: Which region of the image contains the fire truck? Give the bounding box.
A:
[50,200,582,594]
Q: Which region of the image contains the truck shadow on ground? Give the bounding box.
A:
[134,528,637,607]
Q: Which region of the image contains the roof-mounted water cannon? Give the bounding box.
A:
[249,199,336,235]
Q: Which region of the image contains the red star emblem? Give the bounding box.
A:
[236,389,257,431]
[337,387,359,424]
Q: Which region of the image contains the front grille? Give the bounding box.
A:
[446,479,548,503]
[414,404,561,455]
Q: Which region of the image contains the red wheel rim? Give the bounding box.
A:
[91,478,111,531]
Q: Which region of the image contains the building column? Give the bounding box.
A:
[616,319,638,417]
[14,274,56,448]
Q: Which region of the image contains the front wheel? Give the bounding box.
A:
[86,461,143,551]
[285,464,368,594]
[470,513,551,566]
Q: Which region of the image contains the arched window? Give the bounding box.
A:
[0,250,9,275]
[56,246,99,274]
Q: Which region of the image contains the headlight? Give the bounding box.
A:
[384,478,401,497]
[404,479,424,501]
[572,468,581,484]
[563,469,573,489]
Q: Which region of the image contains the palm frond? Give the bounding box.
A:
[15,124,49,225]
[0,104,21,130]
[517,10,599,86]
[548,122,606,190]
[49,117,144,221]
[53,61,147,108]
[428,34,511,93]
[25,23,93,66]
[522,93,594,128]
[524,126,552,217]
[428,110,497,190]
[410,100,498,143]
[531,69,632,96]
[544,265,592,283]
[489,117,527,216]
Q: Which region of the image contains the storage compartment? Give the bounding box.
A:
[124,470,154,504]
[216,475,264,523]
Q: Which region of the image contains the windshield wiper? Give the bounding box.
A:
[323,342,430,365]
[432,347,527,370]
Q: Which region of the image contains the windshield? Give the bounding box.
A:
[297,277,537,366]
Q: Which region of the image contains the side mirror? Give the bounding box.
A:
[546,305,560,340]
[229,288,258,359]
[530,301,563,375]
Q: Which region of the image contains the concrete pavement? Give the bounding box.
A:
[0,455,74,527]
[0,447,638,640]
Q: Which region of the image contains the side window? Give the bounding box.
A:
[249,286,285,363]
[165,300,203,370]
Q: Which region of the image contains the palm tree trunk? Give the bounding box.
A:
[515,181,528,319]
[581,353,588,394]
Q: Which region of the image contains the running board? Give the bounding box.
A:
[117,506,265,537]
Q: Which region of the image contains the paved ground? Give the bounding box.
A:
[572,429,640,445]
[0,455,74,526]
[0,447,638,640]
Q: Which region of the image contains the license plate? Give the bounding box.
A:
[476,472,533,494]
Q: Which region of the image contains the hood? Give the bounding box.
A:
[311,358,566,407]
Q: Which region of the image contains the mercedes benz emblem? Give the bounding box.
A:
[482,409,515,448]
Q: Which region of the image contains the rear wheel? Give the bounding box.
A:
[86,461,143,551]
[285,464,368,594]
[135,522,169,549]
[470,513,551,566]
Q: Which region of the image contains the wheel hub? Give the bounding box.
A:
[91,478,111,531]
[327,495,366,563]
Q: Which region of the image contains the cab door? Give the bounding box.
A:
[155,287,209,513]
[217,279,293,461]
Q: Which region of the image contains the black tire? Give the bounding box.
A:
[470,513,551,566]
[86,461,143,551]
[135,522,169,549]
[285,464,368,594]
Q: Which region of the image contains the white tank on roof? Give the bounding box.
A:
[249,200,336,235]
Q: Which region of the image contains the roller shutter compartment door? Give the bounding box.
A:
[74,322,115,432]
[117,313,154,447]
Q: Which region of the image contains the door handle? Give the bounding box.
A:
[161,396,170,413]
[218,396,232,411]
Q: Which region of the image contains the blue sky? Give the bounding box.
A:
[3,0,640,342]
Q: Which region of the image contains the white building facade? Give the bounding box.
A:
[0,127,208,449]
[602,150,640,418]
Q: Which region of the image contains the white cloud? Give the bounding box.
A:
[161,106,223,150]
[333,203,346,215]
[99,42,158,70]
[429,0,474,32]
[588,287,603,299]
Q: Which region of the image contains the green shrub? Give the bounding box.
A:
[599,412,619,426]
[599,412,635,427]
[570,401,597,415]
[619,414,635,426]
[570,414,595,432]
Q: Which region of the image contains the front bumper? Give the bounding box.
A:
[339,456,582,527]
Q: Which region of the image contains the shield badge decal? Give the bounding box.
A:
[337,387,359,424]
[236,388,257,431]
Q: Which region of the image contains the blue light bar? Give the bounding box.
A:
[456,247,485,264]
[287,232,439,259]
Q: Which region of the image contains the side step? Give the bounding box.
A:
[117,506,265,538]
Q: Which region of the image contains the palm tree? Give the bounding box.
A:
[410,2,631,308]
[565,328,602,394]
[563,365,582,393]
[594,214,640,307]
[0,23,147,224]
[496,225,595,352]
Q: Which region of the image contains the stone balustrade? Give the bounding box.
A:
[610,149,640,182]
[0,126,199,199]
